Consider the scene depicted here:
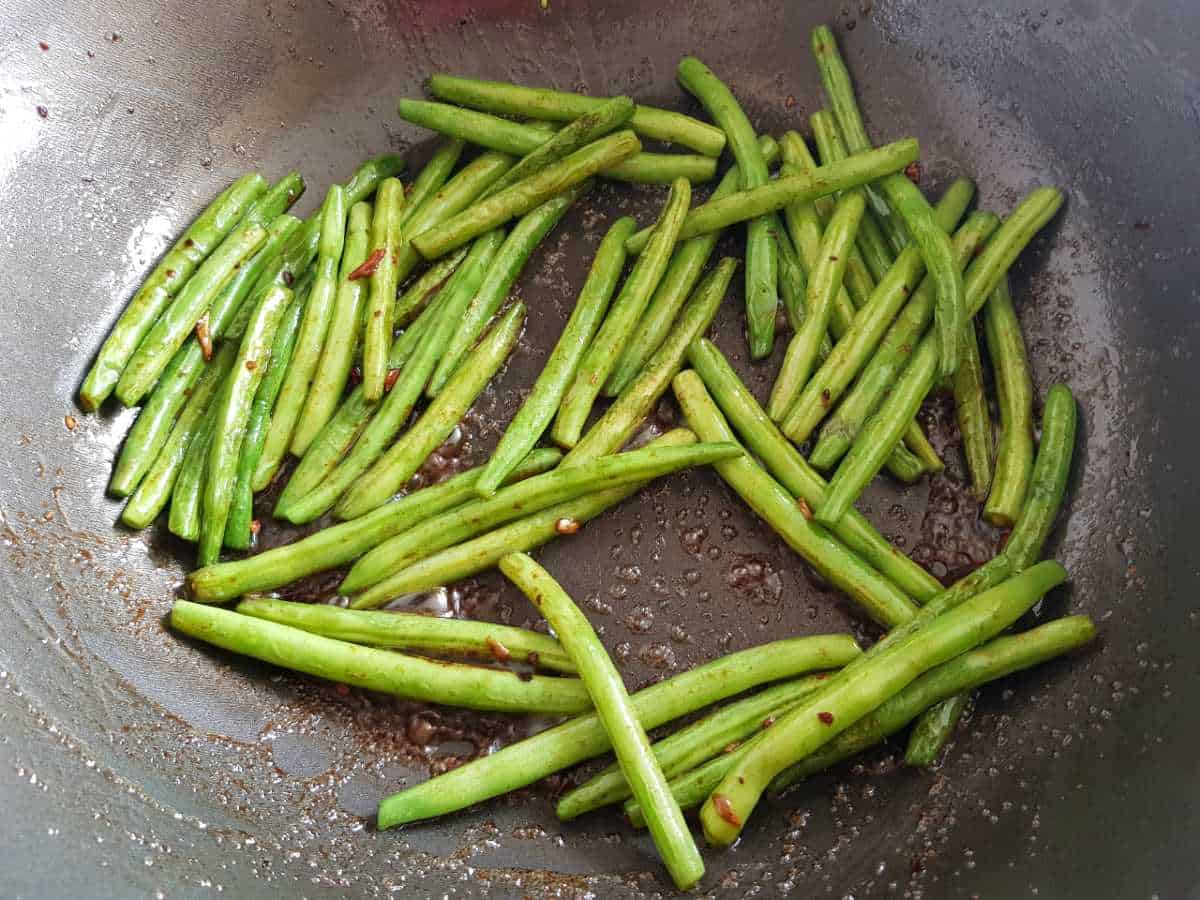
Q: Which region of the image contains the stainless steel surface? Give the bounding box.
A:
[0,0,1197,897]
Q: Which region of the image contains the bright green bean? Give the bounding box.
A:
[80,173,269,410]
[397,139,464,232]
[167,404,216,542]
[292,201,374,455]
[768,191,865,420]
[392,248,467,327]
[428,182,588,396]
[673,371,919,628]
[954,322,994,500]
[903,691,971,766]
[197,285,292,565]
[562,258,736,466]
[187,449,561,603]
[476,217,635,498]
[343,440,742,596]
[687,339,942,601]
[170,600,592,715]
[983,276,1035,527]
[412,131,641,259]
[375,631,861,827]
[676,56,777,358]
[236,598,576,673]
[552,177,690,447]
[426,73,727,156]
[361,178,407,401]
[500,553,704,889]
[334,302,525,520]
[699,559,1067,845]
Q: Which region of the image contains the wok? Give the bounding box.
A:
[1,0,1197,896]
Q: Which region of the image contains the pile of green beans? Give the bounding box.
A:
[76,30,1091,888]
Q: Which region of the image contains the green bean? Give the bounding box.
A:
[768,192,865,420]
[360,178,407,401]
[224,277,310,549]
[608,137,780,396]
[428,182,588,396]
[350,429,695,603]
[982,276,1035,527]
[775,217,817,337]
[235,597,576,673]
[771,615,1095,784]
[551,178,690,447]
[623,139,920,255]
[392,248,467,327]
[562,258,736,466]
[277,232,504,524]
[411,131,640,259]
[476,217,635,498]
[673,371,918,628]
[343,440,742,597]
[903,692,970,766]
[499,553,703,889]
[427,73,727,156]
[954,322,994,500]
[687,339,942,601]
[376,631,861,827]
[115,222,269,405]
[340,154,406,204]
[197,285,293,565]
[255,187,351,483]
[79,173,270,410]
[108,214,303,496]
[187,449,561,603]
[559,674,829,820]
[698,559,1067,845]
[810,187,1063,469]
[121,341,238,530]
[1003,384,1077,570]
[167,404,217,542]
[624,743,749,828]
[334,302,524,520]
[292,202,374,455]
[781,200,985,445]
[170,600,591,716]
[811,25,965,379]
[397,139,464,232]
[676,56,777,358]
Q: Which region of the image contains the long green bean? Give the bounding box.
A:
[954,322,994,499]
[349,429,696,603]
[107,213,302,496]
[224,277,309,549]
[768,191,865,419]
[335,302,524,519]
[291,201,373,455]
[197,285,293,565]
[677,56,777,357]
[982,276,1035,526]
[391,248,468,327]
[623,139,919,255]
[167,405,217,542]
[361,178,407,400]
[552,178,690,447]
[500,553,703,889]
[687,338,942,601]
[343,440,742,595]
[476,217,635,497]
[375,632,861,827]
[235,598,576,673]
[560,674,829,820]
[673,371,919,628]
[699,559,1067,845]
[412,132,641,259]
[79,173,269,410]
[397,139,464,231]
[427,74,727,156]
[277,232,504,524]
[170,600,591,715]
[256,186,350,482]
[187,449,561,603]
[428,182,587,396]
[562,258,736,466]
[810,187,1064,468]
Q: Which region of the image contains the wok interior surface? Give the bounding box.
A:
[1,0,1197,896]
